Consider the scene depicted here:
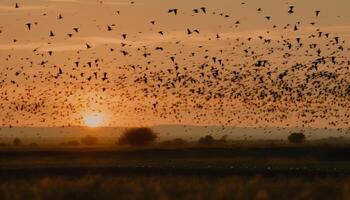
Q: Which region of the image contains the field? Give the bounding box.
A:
[1,175,350,200]
[1,145,350,200]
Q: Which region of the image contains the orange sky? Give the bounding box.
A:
[0,0,349,128]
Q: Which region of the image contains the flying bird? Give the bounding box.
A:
[315,10,320,17]
[49,31,55,37]
[168,9,178,15]
[25,23,31,30]
[288,6,294,14]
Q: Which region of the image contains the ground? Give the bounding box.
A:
[0,144,349,200]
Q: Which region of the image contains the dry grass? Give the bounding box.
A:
[0,146,350,200]
[0,175,349,200]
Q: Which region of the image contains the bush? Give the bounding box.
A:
[13,138,22,146]
[29,142,38,147]
[66,140,80,146]
[80,135,98,146]
[161,138,187,146]
[197,135,227,146]
[288,133,306,144]
[198,135,215,146]
[117,127,157,146]
[60,140,80,146]
[0,142,9,147]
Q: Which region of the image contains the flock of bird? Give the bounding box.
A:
[0,1,349,133]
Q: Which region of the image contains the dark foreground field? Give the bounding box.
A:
[1,175,350,200]
[1,145,350,200]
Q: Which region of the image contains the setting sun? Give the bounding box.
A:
[84,113,103,128]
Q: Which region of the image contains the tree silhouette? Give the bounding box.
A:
[117,127,157,146]
[13,138,22,146]
[198,135,215,146]
[288,133,306,144]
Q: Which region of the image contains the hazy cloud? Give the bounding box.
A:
[0,42,85,51]
[102,1,141,6]
[0,43,41,50]
[38,43,86,51]
[0,5,46,11]
[46,0,80,2]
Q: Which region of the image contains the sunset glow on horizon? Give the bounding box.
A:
[83,113,105,128]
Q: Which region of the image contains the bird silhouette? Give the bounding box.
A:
[168,9,178,15]
[25,23,31,30]
[288,6,295,14]
[315,10,321,17]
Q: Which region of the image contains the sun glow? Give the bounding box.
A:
[84,113,104,128]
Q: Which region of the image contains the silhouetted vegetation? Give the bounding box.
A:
[80,135,98,146]
[0,142,9,147]
[198,135,227,146]
[13,138,22,146]
[198,135,215,146]
[60,140,81,146]
[117,127,157,146]
[288,133,306,144]
[161,138,187,146]
[29,142,38,147]
[66,140,80,146]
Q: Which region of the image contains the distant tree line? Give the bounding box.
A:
[0,130,310,148]
[288,132,306,144]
